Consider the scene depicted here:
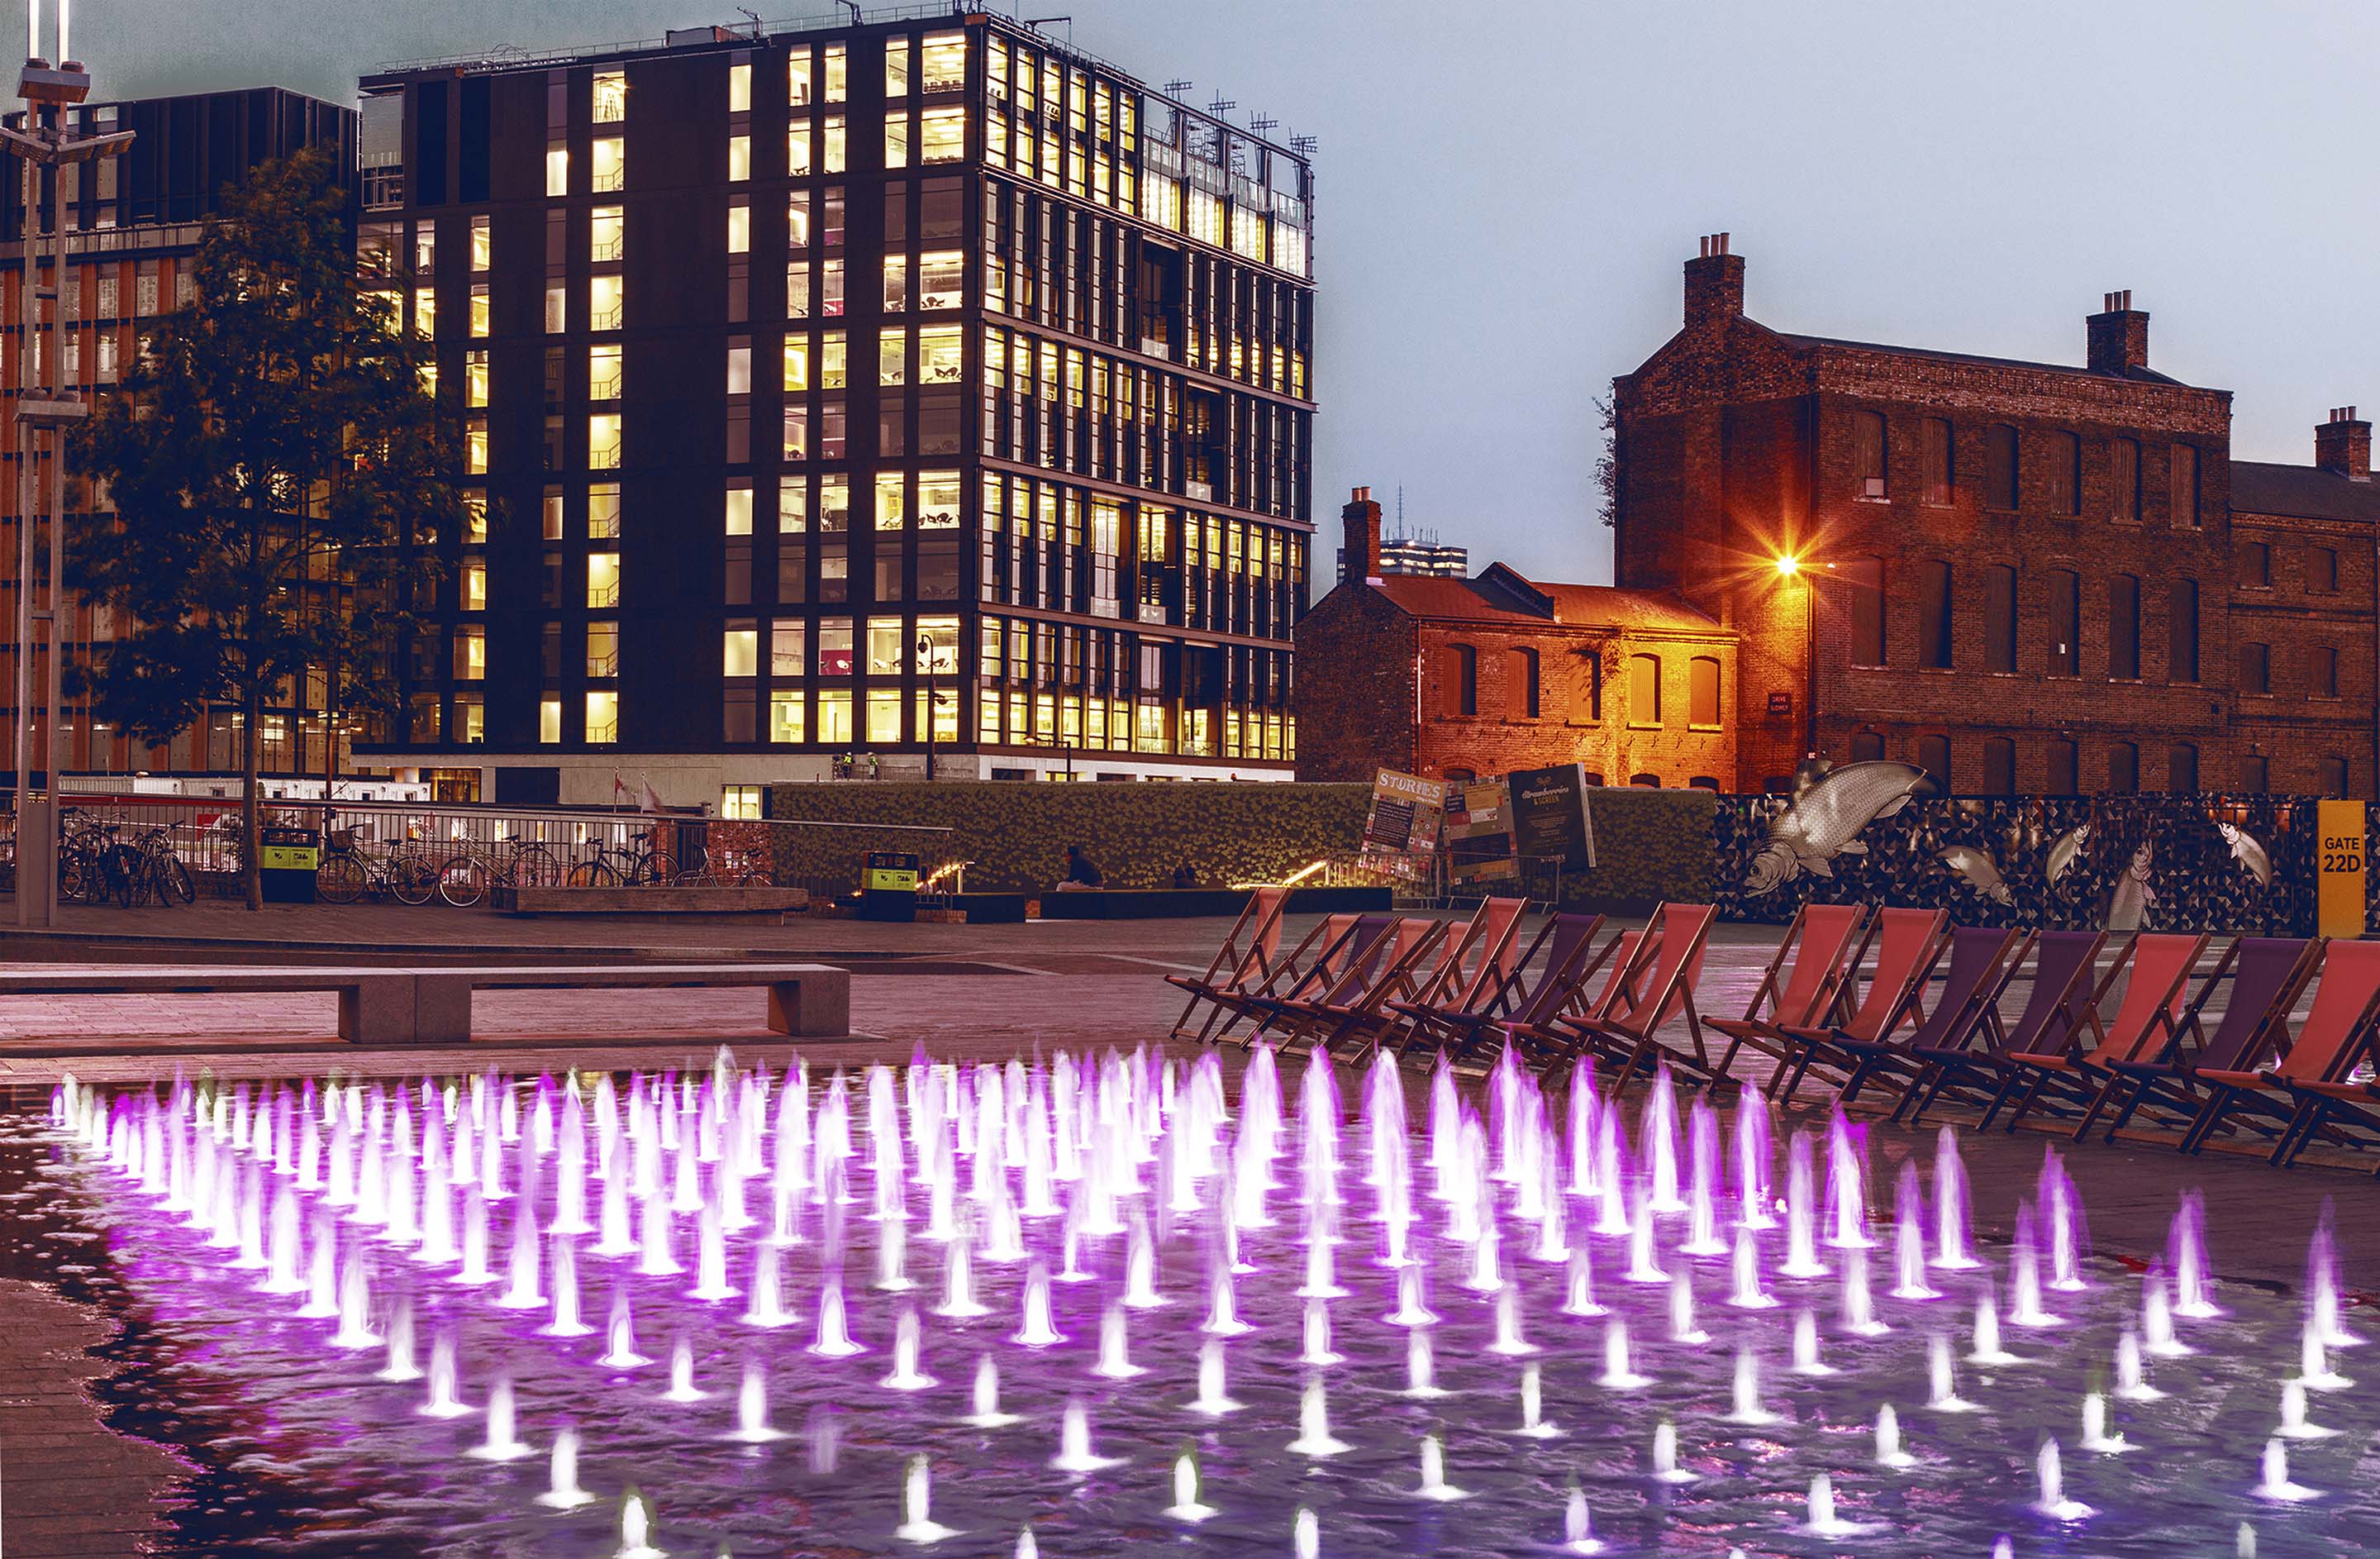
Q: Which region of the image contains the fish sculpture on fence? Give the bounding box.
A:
[1742,760,1935,896]
[2215,819,2273,887]
[1940,844,2015,905]
[2047,823,2090,887]
[2106,840,2157,931]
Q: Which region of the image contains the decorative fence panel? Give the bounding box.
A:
[1714,774,2318,935]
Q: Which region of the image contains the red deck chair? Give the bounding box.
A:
[1827,923,2022,1112]
[1709,903,1870,1087]
[1498,918,1651,1068]
[1234,913,1406,1042]
[2092,936,2319,1143]
[2184,940,2380,1160]
[1259,916,1451,1056]
[1902,930,2102,1127]
[1554,903,1721,1093]
[1166,885,1291,1042]
[1770,908,1949,1104]
[1204,912,1359,1047]
[1991,932,2207,1137]
[1374,898,1529,1055]
[1405,911,1606,1064]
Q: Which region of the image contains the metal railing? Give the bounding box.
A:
[5,795,961,909]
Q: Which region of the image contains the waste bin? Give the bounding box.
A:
[259,824,321,904]
[859,850,919,923]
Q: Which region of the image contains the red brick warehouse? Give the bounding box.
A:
[1612,234,2378,796]
[1295,487,1740,788]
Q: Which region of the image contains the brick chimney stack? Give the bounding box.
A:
[2316,406,2372,482]
[1683,232,1744,326]
[1342,485,1383,584]
[2086,289,2149,374]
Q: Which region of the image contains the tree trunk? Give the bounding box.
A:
[242,684,262,912]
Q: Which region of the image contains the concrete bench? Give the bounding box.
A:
[492,885,812,918]
[0,961,850,1045]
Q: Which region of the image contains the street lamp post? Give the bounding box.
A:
[917,630,935,782]
[1775,553,1820,761]
[6,3,133,926]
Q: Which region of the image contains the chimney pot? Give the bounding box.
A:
[2316,407,2372,483]
[1684,235,1746,326]
[1340,486,1385,584]
[2086,291,2149,374]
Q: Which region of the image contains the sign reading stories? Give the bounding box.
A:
[1508,763,1598,870]
[1359,768,1445,882]
[1444,778,1519,884]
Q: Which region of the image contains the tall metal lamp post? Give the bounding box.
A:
[917,630,936,781]
[1774,553,1821,761]
[5,0,133,925]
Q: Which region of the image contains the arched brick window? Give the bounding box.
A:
[1688,656,1721,727]
[1628,653,1661,727]
[1854,410,1887,499]
[1447,643,1478,716]
[1505,646,1540,719]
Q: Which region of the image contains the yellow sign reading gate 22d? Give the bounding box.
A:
[2316,799,2366,941]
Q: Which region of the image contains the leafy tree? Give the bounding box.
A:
[69,144,460,908]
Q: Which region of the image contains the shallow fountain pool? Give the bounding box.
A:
[37,1049,2380,1558]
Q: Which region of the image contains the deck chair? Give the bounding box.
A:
[1230,913,1401,1041]
[1770,908,1949,1104]
[1991,932,2207,1137]
[2093,937,2319,1143]
[1373,898,1529,1055]
[1554,903,1722,1094]
[1397,911,1604,1062]
[1902,930,2100,1127]
[1258,917,1451,1056]
[1166,886,1291,1042]
[2183,940,2380,1159]
[1827,924,2023,1112]
[1708,903,1870,1087]
[1203,912,1359,1046]
[2271,957,2380,1167]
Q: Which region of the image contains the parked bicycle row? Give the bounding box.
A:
[314,824,774,907]
[1,809,778,908]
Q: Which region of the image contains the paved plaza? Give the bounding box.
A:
[1,901,2376,1557]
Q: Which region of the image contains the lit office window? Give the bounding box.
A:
[588,343,622,401]
[921,33,966,93]
[917,250,961,309]
[588,553,621,608]
[879,327,907,386]
[590,274,624,331]
[469,214,491,270]
[727,133,751,183]
[885,114,910,169]
[454,626,486,680]
[461,561,487,611]
[724,626,759,677]
[824,45,847,102]
[545,146,568,198]
[592,137,625,193]
[770,690,805,743]
[726,484,754,536]
[920,106,964,163]
[721,784,763,820]
[590,205,625,261]
[727,61,752,113]
[593,70,627,124]
[588,483,621,538]
[465,350,489,408]
[875,472,907,528]
[588,412,622,470]
[585,691,619,743]
[726,199,750,253]
[538,698,561,744]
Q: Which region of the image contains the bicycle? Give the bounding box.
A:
[564,827,678,888]
[316,830,440,907]
[121,824,196,907]
[436,835,566,908]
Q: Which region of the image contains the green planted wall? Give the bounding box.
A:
[768,782,1371,896]
[1551,786,1716,916]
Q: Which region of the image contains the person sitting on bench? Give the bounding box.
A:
[1056,842,1106,891]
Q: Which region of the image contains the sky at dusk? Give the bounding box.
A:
[72,0,2380,584]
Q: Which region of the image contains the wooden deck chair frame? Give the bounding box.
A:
[1204,912,1359,1047]
[1366,898,1529,1056]
[1485,918,1645,1070]
[1708,902,1871,1085]
[1260,917,1450,1057]
[1393,912,1605,1063]
[1231,913,1404,1043]
[1992,931,2208,1137]
[1769,908,1949,1105]
[1835,924,2025,1113]
[1900,929,2095,1127]
[1557,903,1722,1094]
[2182,942,2380,1159]
[1165,885,1291,1043]
[2093,937,2320,1143]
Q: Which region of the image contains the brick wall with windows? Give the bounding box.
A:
[1297,491,1738,789]
[1614,238,2378,799]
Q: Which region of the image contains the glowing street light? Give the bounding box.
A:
[1773,552,1802,579]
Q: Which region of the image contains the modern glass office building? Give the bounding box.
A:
[356,13,1315,807]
